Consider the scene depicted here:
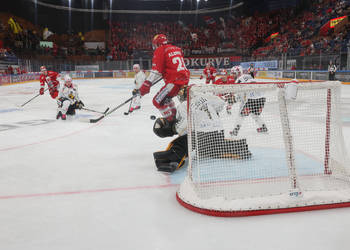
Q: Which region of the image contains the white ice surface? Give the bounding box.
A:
[1,78,350,250]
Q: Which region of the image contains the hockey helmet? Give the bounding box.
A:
[64,74,72,87]
[152,34,168,50]
[40,66,47,73]
[133,64,140,72]
[231,66,243,76]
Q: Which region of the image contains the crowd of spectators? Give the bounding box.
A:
[1,0,350,64]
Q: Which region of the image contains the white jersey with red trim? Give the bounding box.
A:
[134,71,146,89]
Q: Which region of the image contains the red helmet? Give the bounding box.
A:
[152,34,168,49]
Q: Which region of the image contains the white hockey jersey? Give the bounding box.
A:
[58,84,80,104]
[236,74,263,100]
[175,93,226,135]
[134,71,146,89]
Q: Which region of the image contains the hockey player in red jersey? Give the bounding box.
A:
[39,66,60,99]
[200,62,216,84]
[213,69,235,85]
[138,34,190,121]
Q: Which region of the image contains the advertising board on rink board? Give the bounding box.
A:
[2,69,350,85]
[184,56,241,69]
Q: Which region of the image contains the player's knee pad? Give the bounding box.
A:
[155,98,176,121]
[153,135,188,172]
[153,118,177,138]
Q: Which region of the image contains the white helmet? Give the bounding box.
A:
[64,74,72,86]
[231,66,243,76]
[133,64,140,72]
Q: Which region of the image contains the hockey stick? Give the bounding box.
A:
[123,97,134,115]
[20,88,49,107]
[82,107,110,115]
[90,78,163,123]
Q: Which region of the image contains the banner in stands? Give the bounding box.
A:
[184,56,242,69]
[241,60,278,69]
[75,65,99,71]
[84,42,105,49]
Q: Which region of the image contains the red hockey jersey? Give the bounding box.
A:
[151,44,190,85]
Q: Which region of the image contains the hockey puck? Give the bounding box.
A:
[150,115,156,120]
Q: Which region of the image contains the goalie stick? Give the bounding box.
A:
[89,78,163,123]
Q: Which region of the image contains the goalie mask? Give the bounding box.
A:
[153,118,177,138]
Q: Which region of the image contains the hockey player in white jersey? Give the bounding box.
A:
[56,75,84,120]
[230,66,268,136]
[129,64,146,113]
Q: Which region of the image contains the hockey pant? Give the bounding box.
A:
[47,81,59,99]
[153,83,181,121]
[153,135,188,172]
[57,98,76,115]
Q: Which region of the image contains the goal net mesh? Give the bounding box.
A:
[177,81,350,215]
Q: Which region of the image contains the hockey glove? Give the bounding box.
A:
[139,80,152,96]
[200,75,203,80]
[39,88,44,95]
[76,101,84,109]
[132,89,139,96]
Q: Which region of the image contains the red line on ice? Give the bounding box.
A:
[0,183,179,200]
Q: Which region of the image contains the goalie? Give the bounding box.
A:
[56,75,84,120]
[152,87,252,173]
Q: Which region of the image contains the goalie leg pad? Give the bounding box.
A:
[153,135,188,172]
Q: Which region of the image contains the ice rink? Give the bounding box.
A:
[1,78,350,250]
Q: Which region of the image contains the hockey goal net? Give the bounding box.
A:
[176,81,350,216]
